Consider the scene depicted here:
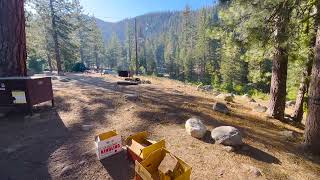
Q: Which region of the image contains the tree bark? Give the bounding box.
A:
[304,0,320,154]
[94,45,100,70]
[292,54,313,122]
[268,4,290,120]
[0,0,27,77]
[49,0,62,75]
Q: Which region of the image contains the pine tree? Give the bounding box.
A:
[0,0,27,77]
[304,0,320,154]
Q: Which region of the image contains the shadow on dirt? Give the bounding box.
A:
[100,150,135,180]
[0,106,69,179]
[236,145,281,164]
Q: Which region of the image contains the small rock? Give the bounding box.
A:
[124,94,139,101]
[145,80,151,84]
[185,117,207,138]
[242,164,262,177]
[211,126,243,146]
[203,85,213,91]
[216,94,234,102]
[252,104,267,113]
[197,85,213,92]
[60,165,73,176]
[212,102,229,114]
[222,146,235,152]
[81,124,94,131]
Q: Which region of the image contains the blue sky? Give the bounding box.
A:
[79,0,216,22]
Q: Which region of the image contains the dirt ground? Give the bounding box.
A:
[1,73,320,180]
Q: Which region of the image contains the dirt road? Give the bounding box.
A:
[0,73,319,180]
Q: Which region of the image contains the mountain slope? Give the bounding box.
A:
[95,11,182,44]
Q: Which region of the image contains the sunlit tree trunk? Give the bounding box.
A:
[0,0,27,77]
[49,0,63,75]
[304,0,320,154]
[292,57,312,122]
[268,4,290,120]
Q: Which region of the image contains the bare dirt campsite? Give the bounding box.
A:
[1,73,319,180]
[2,0,320,179]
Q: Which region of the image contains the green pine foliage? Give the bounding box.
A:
[26,0,316,99]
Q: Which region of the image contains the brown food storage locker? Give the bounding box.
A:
[0,76,54,114]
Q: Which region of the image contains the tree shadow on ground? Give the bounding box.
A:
[236,145,281,164]
[67,74,320,168]
[100,150,135,180]
[0,107,69,179]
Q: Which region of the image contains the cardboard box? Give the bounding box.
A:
[135,148,192,180]
[126,131,166,162]
[95,130,122,160]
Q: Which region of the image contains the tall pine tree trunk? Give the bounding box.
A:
[79,29,85,64]
[45,35,53,72]
[94,45,99,70]
[268,5,290,120]
[304,0,320,154]
[0,0,27,77]
[49,0,62,75]
[292,56,313,122]
[47,53,53,72]
[292,18,315,123]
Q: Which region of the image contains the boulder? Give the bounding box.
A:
[185,117,207,138]
[212,102,229,114]
[252,104,267,113]
[211,126,243,146]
